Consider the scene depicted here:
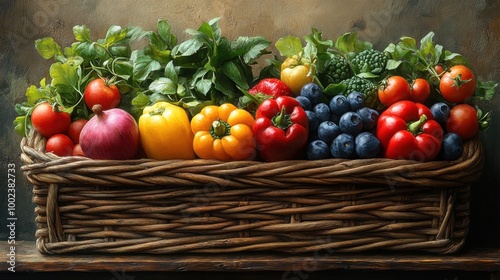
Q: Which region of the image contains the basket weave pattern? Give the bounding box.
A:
[20,132,484,254]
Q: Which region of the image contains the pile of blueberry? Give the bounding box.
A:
[297,83,381,160]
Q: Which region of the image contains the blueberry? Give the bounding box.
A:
[300,83,324,105]
[318,121,341,145]
[346,91,365,111]
[295,96,312,111]
[313,103,332,123]
[440,133,463,160]
[329,95,349,116]
[339,112,363,136]
[305,110,320,132]
[356,107,379,131]
[355,132,381,158]
[306,140,331,160]
[430,102,451,125]
[331,133,355,159]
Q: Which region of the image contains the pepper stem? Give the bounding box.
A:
[408,114,427,135]
[210,119,231,139]
[272,106,293,130]
[149,107,165,116]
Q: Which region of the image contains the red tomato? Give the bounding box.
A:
[378,76,411,107]
[67,119,88,144]
[446,104,478,140]
[84,78,121,110]
[72,144,86,156]
[434,64,445,76]
[45,134,74,157]
[439,65,476,103]
[31,102,71,138]
[410,78,431,103]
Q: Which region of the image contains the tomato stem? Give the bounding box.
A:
[452,73,472,89]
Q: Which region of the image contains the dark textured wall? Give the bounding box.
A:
[1,0,499,248]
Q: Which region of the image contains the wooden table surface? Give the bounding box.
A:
[2,241,499,273]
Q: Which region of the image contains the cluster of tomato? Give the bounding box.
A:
[377,65,479,142]
[31,78,120,157]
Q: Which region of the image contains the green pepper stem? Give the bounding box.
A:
[149,107,165,116]
[408,114,427,135]
[210,119,231,139]
[272,106,293,130]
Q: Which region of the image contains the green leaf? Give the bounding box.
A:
[474,80,498,101]
[174,38,204,56]
[419,31,435,56]
[132,52,162,82]
[195,79,213,95]
[323,83,347,98]
[208,17,222,40]
[433,44,443,65]
[35,37,64,60]
[164,61,178,83]
[131,92,151,108]
[384,43,396,53]
[149,77,177,95]
[211,38,234,68]
[232,36,270,64]
[13,116,27,137]
[105,25,128,46]
[444,51,468,66]
[275,35,303,57]
[221,60,249,90]
[176,83,186,97]
[49,62,79,96]
[304,27,333,53]
[25,85,46,105]
[334,32,372,54]
[112,59,133,80]
[148,43,172,64]
[356,72,380,79]
[73,41,99,61]
[73,25,91,42]
[157,19,177,47]
[14,103,33,116]
[196,21,216,41]
[386,59,403,71]
[399,36,417,50]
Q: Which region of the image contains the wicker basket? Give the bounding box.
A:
[20,131,484,254]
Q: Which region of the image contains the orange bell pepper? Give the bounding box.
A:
[191,103,256,161]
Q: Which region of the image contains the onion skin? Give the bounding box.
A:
[79,104,140,160]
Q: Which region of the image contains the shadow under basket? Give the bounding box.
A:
[20,132,484,255]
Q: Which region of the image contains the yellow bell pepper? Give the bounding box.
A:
[280,55,314,95]
[191,103,256,161]
[139,102,195,160]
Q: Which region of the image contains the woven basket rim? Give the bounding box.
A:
[20,131,484,188]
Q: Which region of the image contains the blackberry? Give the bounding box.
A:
[341,76,379,109]
[318,53,352,85]
[350,49,388,75]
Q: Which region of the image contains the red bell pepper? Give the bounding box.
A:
[376,100,443,161]
[248,78,293,98]
[253,96,309,162]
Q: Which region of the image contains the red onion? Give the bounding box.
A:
[79,104,140,160]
